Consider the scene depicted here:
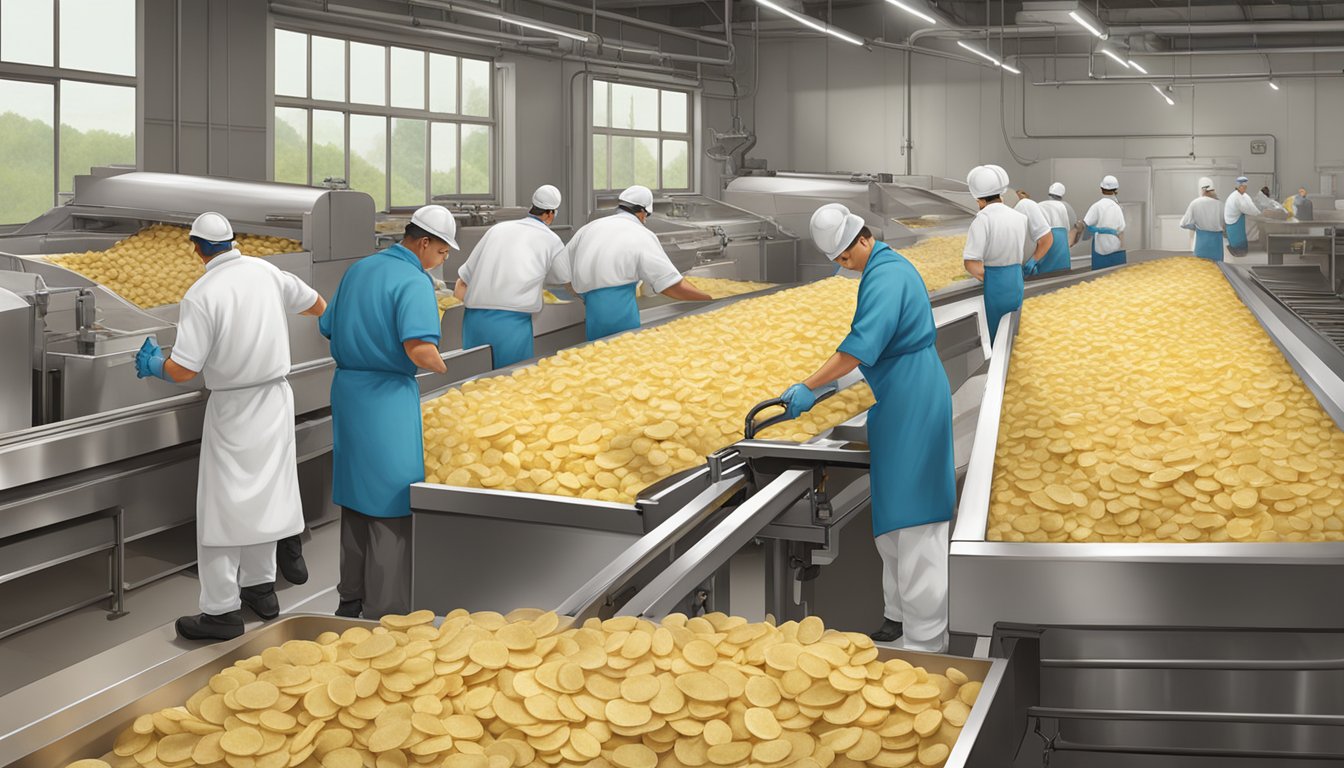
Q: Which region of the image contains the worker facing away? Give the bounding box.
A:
[1180,177,1226,262]
[1224,176,1260,257]
[1290,187,1315,222]
[963,165,1033,343]
[778,203,955,652]
[1036,182,1077,274]
[134,212,326,641]
[561,185,711,341]
[1011,188,1055,275]
[455,184,570,368]
[320,205,455,620]
[1081,175,1127,270]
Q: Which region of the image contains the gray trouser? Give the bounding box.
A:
[338,507,412,619]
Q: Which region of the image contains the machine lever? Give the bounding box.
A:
[743,387,839,440]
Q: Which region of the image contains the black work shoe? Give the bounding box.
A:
[240,582,280,620]
[336,599,363,618]
[870,619,904,643]
[277,534,309,585]
[176,610,245,641]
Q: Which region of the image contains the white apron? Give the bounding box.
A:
[197,379,304,547]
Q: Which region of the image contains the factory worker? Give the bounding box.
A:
[561,185,711,340]
[963,165,1032,343]
[1224,176,1260,257]
[1254,185,1286,214]
[134,212,326,641]
[778,203,954,652]
[1180,177,1226,262]
[454,185,570,368]
[1011,188,1054,275]
[320,205,453,620]
[1291,187,1315,222]
[1036,182,1076,274]
[1081,175,1127,269]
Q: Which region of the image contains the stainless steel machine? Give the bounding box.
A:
[949,260,1344,765]
[0,170,494,642]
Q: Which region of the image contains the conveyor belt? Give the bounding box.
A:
[1249,265,1344,353]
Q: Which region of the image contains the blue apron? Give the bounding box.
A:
[1088,226,1126,270]
[463,307,534,368]
[838,243,955,536]
[1226,214,1249,255]
[982,264,1024,344]
[1038,227,1071,273]
[1193,229,1224,262]
[583,283,640,341]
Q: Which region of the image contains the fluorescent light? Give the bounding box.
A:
[1101,48,1130,69]
[885,0,937,25]
[490,14,589,41]
[1151,83,1174,106]
[1128,59,1148,74]
[1269,79,1280,90]
[755,0,864,45]
[1068,10,1105,38]
[1001,63,1021,75]
[957,40,1001,66]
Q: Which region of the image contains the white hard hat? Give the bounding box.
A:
[1198,177,1214,191]
[1048,182,1066,197]
[410,204,460,249]
[532,184,562,211]
[1100,175,1120,191]
[618,185,655,212]
[810,203,866,262]
[967,165,1011,199]
[189,211,233,242]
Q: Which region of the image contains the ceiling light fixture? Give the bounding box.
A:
[884,0,937,25]
[1128,59,1148,74]
[1268,79,1280,90]
[1068,9,1107,39]
[755,0,864,46]
[957,39,1001,66]
[1101,47,1130,69]
[1001,62,1021,75]
[490,14,590,41]
[1151,83,1174,106]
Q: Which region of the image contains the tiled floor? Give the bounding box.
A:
[0,521,343,698]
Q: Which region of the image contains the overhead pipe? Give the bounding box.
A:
[1033,70,1344,86]
[1018,46,1344,57]
[522,0,733,49]
[909,20,1344,43]
[271,2,555,46]
[409,0,595,42]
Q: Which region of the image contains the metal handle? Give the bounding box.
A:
[744,387,838,440]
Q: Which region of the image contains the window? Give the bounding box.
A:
[0,0,136,224]
[591,80,692,194]
[272,29,495,210]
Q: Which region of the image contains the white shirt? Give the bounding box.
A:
[1224,189,1260,225]
[172,249,318,390]
[963,202,1028,267]
[1039,198,1076,230]
[1180,196,1224,232]
[561,210,683,294]
[1083,196,1126,255]
[459,216,569,314]
[1013,198,1053,257]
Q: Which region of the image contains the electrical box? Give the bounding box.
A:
[1251,141,1268,155]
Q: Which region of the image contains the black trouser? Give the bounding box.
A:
[338,507,412,619]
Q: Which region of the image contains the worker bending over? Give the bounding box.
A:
[778,203,955,652]
[1036,182,1076,274]
[320,206,454,620]
[562,185,711,341]
[456,185,570,368]
[1180,177,1225,262]
[135,212,326,641]
[1081,175,1127,270]
[963,165,1031,343]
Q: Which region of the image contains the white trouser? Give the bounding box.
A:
[198,542,276,615]
[875,521,950,653]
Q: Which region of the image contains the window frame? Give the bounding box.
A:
[589,77,695,196]
[0,0,137,223]
[271,26,497,211]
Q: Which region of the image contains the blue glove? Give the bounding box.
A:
[780,383,818,419]
[135,337,169,381]
[1023,258,1039,275]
